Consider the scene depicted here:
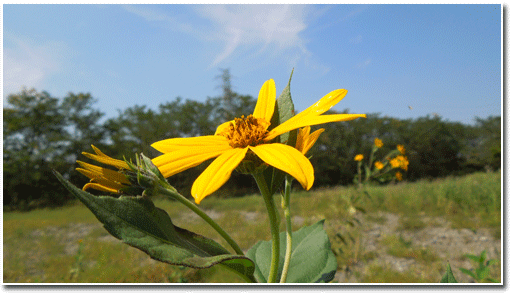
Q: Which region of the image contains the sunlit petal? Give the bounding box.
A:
[253,79,276,121]
[295,127,310,154]
[287,89,348,122]
[82,145,129,169]
[265,114,366,141]
[83,182,121,194]
[152,145,232,178]
[301,128,325,155]
[76,161,130,184]
[214,120,235,135]
[151,135,230,153]
[250,144,314,190]
[191,148,248,204]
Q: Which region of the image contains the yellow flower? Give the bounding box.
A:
[374,161,384,170]
[76,145,131,193]
[395,172,403,181]
[397,155,409,171]
[397,144,406,154]
[295,126,325,155]
[354,154,364,161]
[374,138,383,148]
[389,157,400,169]
[151,79,366,204]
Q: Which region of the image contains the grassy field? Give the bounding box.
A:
[3,171,501,283]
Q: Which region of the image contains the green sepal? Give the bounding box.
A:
[246,220,337,283]
[54,171,256,281]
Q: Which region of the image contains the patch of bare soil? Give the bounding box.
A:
[333,212,501,283]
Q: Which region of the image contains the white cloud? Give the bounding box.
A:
[122,5,327,72]
[195,5,309,67]
[355,58,371,69]
[3,34,71,97]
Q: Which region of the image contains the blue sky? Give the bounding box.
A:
[3,4,502,125]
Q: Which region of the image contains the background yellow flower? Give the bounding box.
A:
[397,144,406,154]
[374,161,384,170]
[354,154,364,161]
[374,138,383,148]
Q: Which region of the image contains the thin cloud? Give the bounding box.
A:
[355,58,372,69]
[195,5,308,67]
[3,34,71,97]
[122,5,328,72]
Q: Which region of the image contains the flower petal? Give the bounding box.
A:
[250,144,314,190]
[83,182,121,194]
[295,127,310,154]
[151,135,230,153]
[152,145,232,178]
[265,114,366,141]
[301,128,325,155]
[288,89,348,124]
[252,79,276,121]
[76,163,131,185]
[191,148,248,204]
[214,120,234,135]
[82,145,129,169]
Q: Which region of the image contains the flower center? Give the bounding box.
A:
[219,114,270,148]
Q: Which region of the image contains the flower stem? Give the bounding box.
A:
[157,186,244,256]
[253,173,280,283]
[280,176,293,283]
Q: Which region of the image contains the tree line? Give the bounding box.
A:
[3,72,501,210]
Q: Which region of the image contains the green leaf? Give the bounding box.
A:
[263,69,297,195]
[54,171,256,282]
[459,268,477,280]
[246,220,337,283]
[441,263,458,283]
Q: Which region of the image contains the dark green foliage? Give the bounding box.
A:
[3,89,106,209]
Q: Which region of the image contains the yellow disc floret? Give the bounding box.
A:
[218,114,270,148]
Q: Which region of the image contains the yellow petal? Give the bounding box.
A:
[191,148,248,204]
[83,182,121,194]
[265,114,366,141]
[295,127,310,154]
[151,135,230,153]
[252,79,276,121]
[288,89,348,123]
[301,128,325,155]
[83,145,129,169]
[76,161,131,184]
[214,120,234,135]
[250,143,314,190]
[152,145,232,178]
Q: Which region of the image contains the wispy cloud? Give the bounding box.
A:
[195,5,309,67]
[3,34,71,97]
[123,4,317,70]
[355,58,371,69]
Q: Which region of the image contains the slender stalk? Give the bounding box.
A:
[280,176,293,283]
[157,186,244,256]
[253,173,280,283]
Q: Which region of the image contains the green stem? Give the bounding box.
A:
[280,176,293,283]
[253,173,280,283]
[157,186,244,256]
